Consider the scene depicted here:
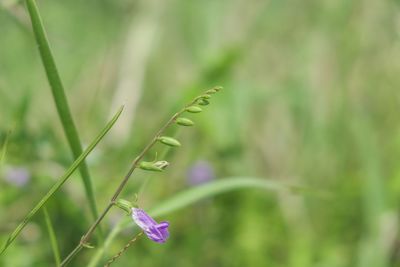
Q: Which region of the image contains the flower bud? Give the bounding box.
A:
[176,117,194,126]
[200,94,211,99]
[206,89,218,94]
[198,99,210,106]
[186,106,203,113]
[213,86,223,91]
[115,199,134,214]
[153,160,170,170]
[158,136,181,147]
[139,160,169,172]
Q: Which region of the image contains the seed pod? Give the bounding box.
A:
[158,136,181,147]
[176,117,194,126]
[186,106,203,113]
[198,99,210,106]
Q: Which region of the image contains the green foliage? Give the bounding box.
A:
[0,106,123,255]
[1,0,399,267]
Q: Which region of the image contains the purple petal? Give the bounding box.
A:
[131,208,157,230]
[131,208,170,243]
[156,221,169,230]
[145,223,169,243]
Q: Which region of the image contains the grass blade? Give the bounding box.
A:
[0,106,123,256]
[43,207,61,267]
[148,177,293,217]
[0,130,11,171]
[87,177,297,267]
[25,0,99,221]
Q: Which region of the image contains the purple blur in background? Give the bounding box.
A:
[3,166,31,187]
[187,160,215,185]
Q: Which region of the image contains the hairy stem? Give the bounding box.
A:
[104,232,143,267]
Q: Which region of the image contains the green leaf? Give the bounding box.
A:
[26,0,99,221]
[0,106,123,255]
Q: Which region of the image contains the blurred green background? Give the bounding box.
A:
[1,0,400,266]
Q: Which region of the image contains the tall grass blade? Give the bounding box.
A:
[25,0,99,221]
[0,106,123,255]
[43,207,61,267]
[149,177,293,217]
[0,130,11,171]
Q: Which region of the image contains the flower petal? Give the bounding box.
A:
[131,208,157,230]
[131,208,170,243]
[145,223,169,243]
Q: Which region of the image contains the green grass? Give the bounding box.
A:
[1,0,400,266]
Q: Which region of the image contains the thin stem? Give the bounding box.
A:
[25,0,100,225]
[61,98,200,266]
[43,208,61,266]
[60,243,83,267]
[104,232,143,267]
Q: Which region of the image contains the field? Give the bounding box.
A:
[1,0,400,266]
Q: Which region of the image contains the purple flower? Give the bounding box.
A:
[3,166,30,187]
[131,208,169,243]
[187,161,215,185]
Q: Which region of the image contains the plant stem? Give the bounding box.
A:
[104,232,143,267]
[43,207,61,266]
[60,98,200,266]
[25,0,100,223]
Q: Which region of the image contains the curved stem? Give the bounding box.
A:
[61,98,200,266]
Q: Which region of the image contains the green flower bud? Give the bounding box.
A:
[186,106,203,113]
[153,160,170,170]
[213,86,223,91]
[139,160,169,172]
[115,199,133,214]
[206,89,218,94]
[81,241,94,249]
[139,161,164,172]
[198,99,210,106]
[200,94,211,99]
[176,117,195,126]
[158,136,181,147]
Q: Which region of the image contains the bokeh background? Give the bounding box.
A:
[1,0,400,266]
